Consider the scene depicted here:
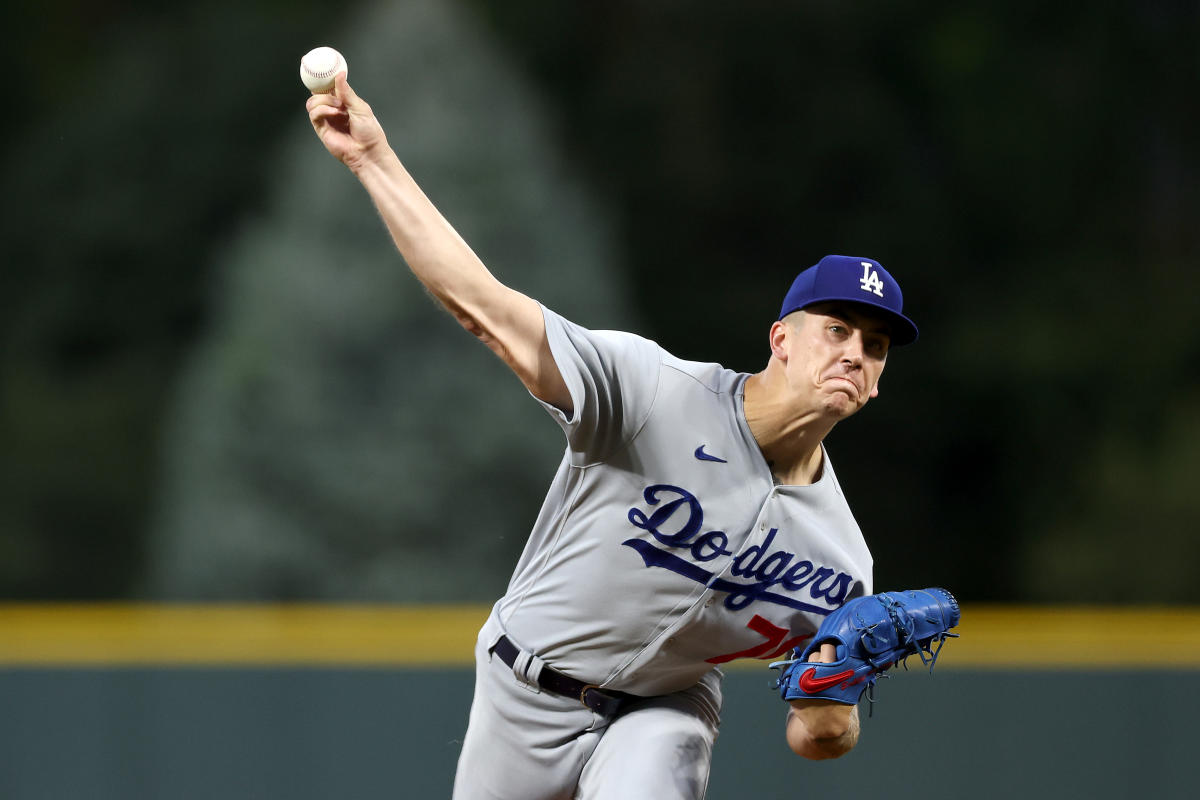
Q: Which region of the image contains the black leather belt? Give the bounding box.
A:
[491,635,637,717]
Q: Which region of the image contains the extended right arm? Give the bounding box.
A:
[306,74,570,412]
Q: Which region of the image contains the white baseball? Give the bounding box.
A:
[300,47,348,93]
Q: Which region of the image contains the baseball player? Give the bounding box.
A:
[307,74,920,799]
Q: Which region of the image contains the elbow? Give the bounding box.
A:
[446,301,489,343]
[802,713,853,743]
[788,727,854,761]
[791,732,855,761]
[786,704,859,761]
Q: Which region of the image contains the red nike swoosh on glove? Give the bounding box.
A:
[797,667,855,693]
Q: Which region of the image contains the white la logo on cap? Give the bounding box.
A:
[859,261,885,297]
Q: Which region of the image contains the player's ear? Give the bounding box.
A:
[769,320,790,361]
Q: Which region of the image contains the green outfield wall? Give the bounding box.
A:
[1,606,1196,799]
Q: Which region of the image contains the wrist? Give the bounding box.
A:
[348,144,400,181]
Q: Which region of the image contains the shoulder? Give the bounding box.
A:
[541,305,744,396]
[661,352,745,395]
[542,305,665,362]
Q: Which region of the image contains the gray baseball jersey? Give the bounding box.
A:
[493,305,874,694]
[455,306,876,798]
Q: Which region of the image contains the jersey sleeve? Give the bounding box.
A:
[536,305,663,463]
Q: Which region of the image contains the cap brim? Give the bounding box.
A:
[785,296,919,347]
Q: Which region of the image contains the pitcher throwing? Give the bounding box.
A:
[306,69,953,800]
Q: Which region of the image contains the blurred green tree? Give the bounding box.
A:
[3,0,1196,602]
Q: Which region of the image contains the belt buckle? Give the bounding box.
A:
[579,684,623,716]
[578,683,600,706]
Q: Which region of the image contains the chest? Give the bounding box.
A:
[596,372,869,650]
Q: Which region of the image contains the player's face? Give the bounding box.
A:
[779,303,890,418]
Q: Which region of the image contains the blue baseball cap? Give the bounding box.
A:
[778,255,919,346]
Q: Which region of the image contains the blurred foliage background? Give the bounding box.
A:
[3,0,1197,603]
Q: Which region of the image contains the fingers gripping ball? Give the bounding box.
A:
[300,47,348,93]
[771,588,960,707]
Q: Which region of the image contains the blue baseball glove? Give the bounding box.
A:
[771,587,960,707]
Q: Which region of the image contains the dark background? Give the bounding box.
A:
[4,0,1197,603]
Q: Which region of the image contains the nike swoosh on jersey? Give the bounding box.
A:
[694,445,727,463]
[797,667,856,693]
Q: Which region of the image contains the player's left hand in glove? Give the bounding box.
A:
[771,587,960,707]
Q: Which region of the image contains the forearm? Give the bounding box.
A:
[309,75,566,406]
[785,701,859,760]
[308,78,505,327]
[351,147,565,406]
[351,149,519,336]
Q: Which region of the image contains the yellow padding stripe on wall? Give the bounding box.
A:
[0,604,1198,668]
[930,606,1200,669]
[0,605,490,667]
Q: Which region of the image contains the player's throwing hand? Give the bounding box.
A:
[307,74,389,172]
